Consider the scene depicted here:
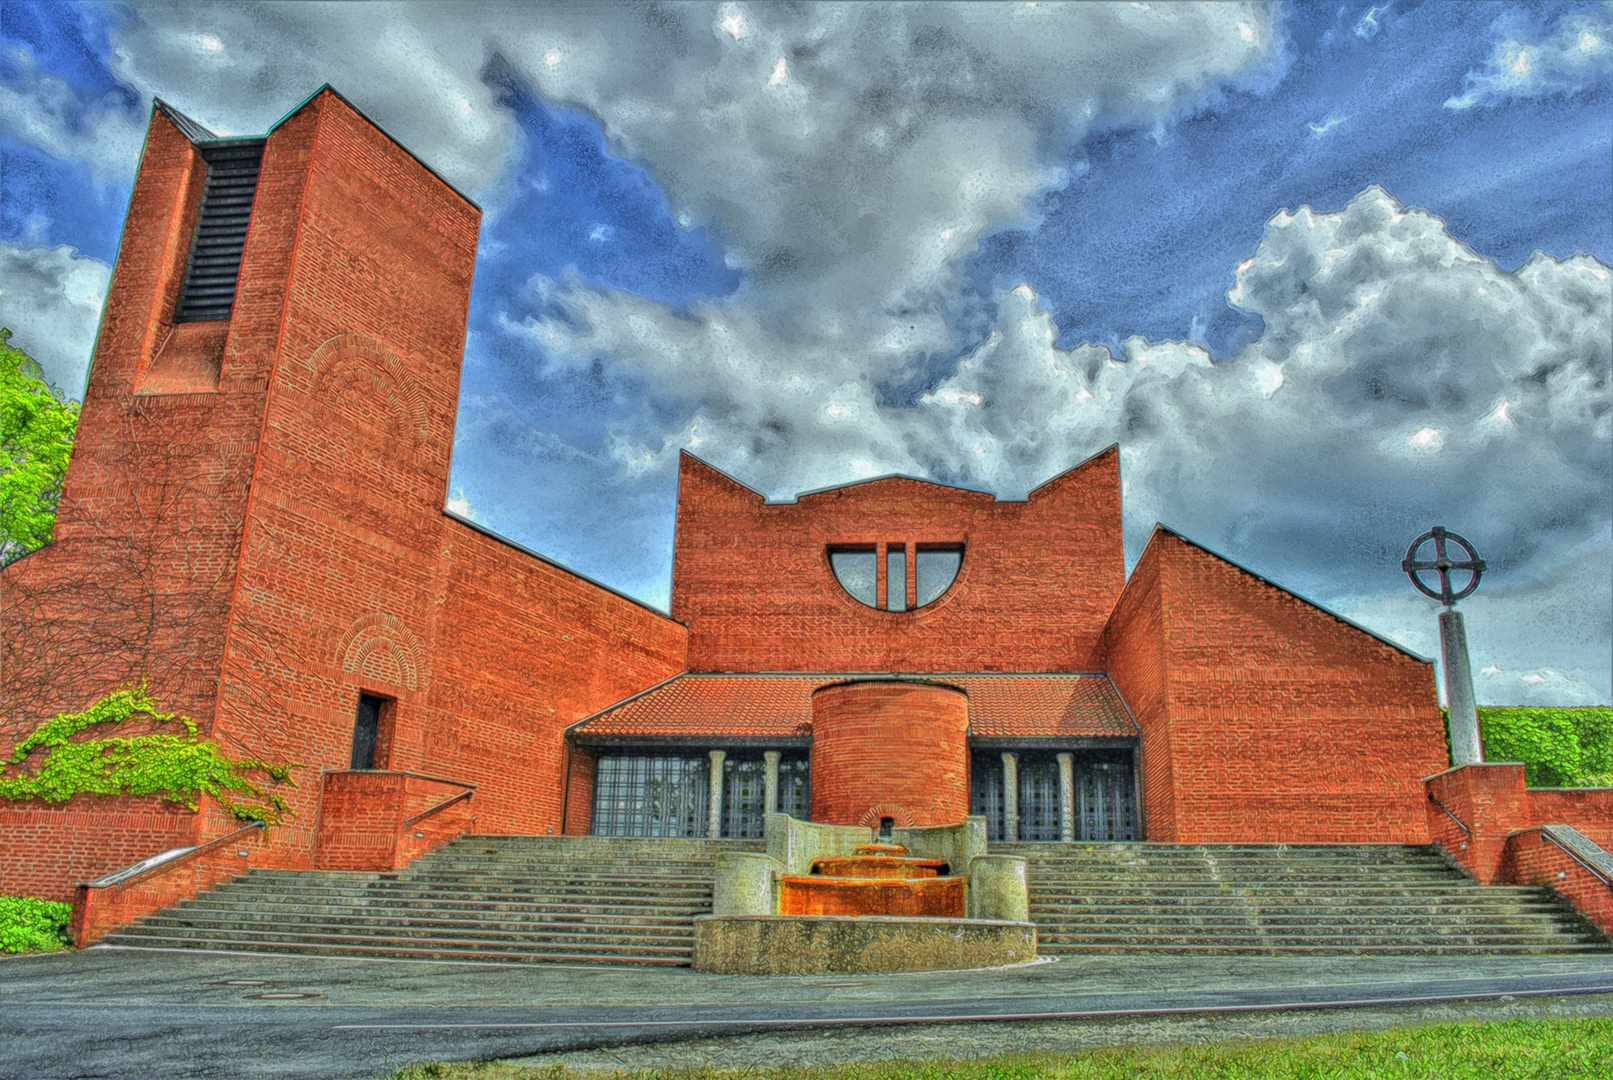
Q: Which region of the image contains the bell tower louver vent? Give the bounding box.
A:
[174,140,266,323]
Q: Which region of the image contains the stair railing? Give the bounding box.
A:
[87,820,266,891]
[1426,791,1471,838]
[403,786,474,832]
[1539,828,1613,894]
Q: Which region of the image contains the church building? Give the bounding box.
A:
[2,89,1457,913]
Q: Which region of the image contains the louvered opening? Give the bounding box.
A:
[174,140,266,323]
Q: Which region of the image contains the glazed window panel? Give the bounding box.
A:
[722,757,769,839]
[829,549,877,607]
[1017,757,1061,842]
[777,756,810,821]
[914,548,962,606]
[591,754,709,837]
[969,753,1006,842]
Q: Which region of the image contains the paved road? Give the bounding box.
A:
[3,947,1612,1080]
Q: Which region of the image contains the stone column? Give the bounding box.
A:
[1441,609,1485,766]
[708,749,727,838]
[1001,752,1019,842]
[1057,752,1076,842]
[763,750,781,816]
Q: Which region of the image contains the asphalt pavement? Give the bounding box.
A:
[2,946,1612,1080]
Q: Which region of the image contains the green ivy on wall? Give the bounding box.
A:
[1476,706,1613,788]
[0,685,297,823]
[0,895,72,953]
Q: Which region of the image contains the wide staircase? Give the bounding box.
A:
[101,839,1611,964]
[100,836,763,966]
[997,842,1613,955]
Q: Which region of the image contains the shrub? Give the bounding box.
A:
[1478,706,1613,787]
[0,895,72,953]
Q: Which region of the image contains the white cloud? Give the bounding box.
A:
[0,242,113,397]
[1445,7,1613,109]
[0,43,146,186]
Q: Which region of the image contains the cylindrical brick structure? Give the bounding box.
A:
[810,681,969,828]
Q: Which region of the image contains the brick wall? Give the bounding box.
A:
[809,682,970,828]
[672,448,1125,673]
[1101,540,1173,840]
[563,747,596,836]
[0,795,197,902]
[1425,764,1530,883]
[1529,788,1613,850]
[1106,529,1445,844]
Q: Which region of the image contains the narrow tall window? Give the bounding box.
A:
[174,140,266,323]
[886,546,907,612]
[351,693,384,770]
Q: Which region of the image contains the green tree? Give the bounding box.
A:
[0,328,79,566]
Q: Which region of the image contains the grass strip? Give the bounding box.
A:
[389,1016,1613,1080]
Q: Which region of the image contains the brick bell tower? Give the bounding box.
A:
[1,88,482,861]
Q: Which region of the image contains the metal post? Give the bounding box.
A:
[763,750,781,816]
[1440,609,1484,766]
[1057,752,1076,842]
[708,749,726,838]
[1002,752,1019,842]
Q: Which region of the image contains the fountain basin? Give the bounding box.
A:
[809,856,945,878]
[693,914,1038,975]
[779,873,965,917]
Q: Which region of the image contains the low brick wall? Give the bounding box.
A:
[314,771,474,871]
[72,824,268,946]
[1503,826,1613,938]
[1530,788,1613,850]
[0,794,197,902]
[1424,764,1529,883]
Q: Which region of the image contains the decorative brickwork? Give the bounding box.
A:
[809,682,970,828]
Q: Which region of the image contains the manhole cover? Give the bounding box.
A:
[248,992,324,1000]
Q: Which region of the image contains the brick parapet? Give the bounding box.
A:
[1529,788,1613,850]
[0,794,199,902]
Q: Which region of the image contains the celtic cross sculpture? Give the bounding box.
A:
[1403,526,1485,767]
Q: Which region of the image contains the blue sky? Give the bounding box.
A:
[1,1,1609,706]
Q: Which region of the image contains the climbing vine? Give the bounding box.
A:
[0,685,297,823]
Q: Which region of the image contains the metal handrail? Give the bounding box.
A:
[402,787,473,830]
[1426,791,1471,838]
[331,768,478,790]
[1539,829,1613,893]
[87,820,266,891]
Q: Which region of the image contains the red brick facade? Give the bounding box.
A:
[1104,528,1447,844]
[672,449,1125,673]
[3,87,1607,939]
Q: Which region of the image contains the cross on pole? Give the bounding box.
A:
[1403,526,1486,767]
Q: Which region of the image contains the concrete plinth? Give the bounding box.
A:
[692,914,1038,974]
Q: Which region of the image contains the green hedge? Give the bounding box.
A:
[0,895,72,953]
[1477,706,1613,788]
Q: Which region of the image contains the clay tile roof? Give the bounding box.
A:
[572,673,1135,740]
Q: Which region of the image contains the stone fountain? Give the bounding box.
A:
[693,814,1035,974]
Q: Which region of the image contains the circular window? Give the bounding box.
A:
[829,545,962,611]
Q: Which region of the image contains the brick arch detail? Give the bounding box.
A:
[337,612,423,691]
[306,334,431,448]
[856,804,915,830]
